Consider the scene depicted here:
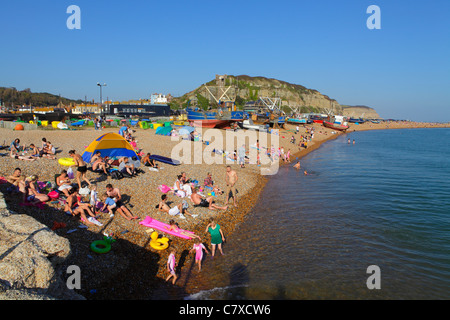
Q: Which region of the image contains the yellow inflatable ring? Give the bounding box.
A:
[149,231,169,250]
[58,157,75,166]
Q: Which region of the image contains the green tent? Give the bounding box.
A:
[155,126,172,136]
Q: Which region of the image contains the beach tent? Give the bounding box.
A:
[82,132,138,163]
[155,126,172,136]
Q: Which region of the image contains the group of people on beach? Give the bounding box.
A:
[2,125,246,286]
[8,137,57,161]
[166,217,226,284]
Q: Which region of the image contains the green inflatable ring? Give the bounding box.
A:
[90,240,111,254]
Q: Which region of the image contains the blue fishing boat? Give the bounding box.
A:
[187,108,244,128]
[286,117,307,124]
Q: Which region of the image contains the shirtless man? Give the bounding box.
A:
[158,195,197,219]
[190,188,228,211]
[105,183,139,220]
[90,151,109,174]
[225,165,238,207]
[69,150,91,189]
[142,152,158,168]
[7,168,24,187]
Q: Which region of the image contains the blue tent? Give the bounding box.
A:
[179,126,195,135]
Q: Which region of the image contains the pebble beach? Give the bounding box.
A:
[1,119,448,299]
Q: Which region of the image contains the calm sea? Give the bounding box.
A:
[182,128,450,300]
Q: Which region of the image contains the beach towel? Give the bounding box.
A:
[158,185,172,193]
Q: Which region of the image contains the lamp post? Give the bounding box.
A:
[97,82,107,116]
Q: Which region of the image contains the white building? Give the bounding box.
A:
[150,93,168,104]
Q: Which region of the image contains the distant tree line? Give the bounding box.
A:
[0,87,83,108]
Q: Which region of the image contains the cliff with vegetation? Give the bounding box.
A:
[0,87,83,108]
[170,75,379,118]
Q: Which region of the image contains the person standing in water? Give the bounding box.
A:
[205,218,225,258]
[190,239,210,271]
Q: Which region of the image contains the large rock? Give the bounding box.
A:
[0,196,85,300]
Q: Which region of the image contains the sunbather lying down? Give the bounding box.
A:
[10,149,36,161]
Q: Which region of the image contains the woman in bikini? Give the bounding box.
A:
[27,175,49,203]
[69,150,91,189]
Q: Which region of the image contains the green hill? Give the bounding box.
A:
[0,87,83,108]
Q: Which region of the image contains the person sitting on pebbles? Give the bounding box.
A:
[157,195,197,219]
[56,169,73,197]
[141,152,158,169]
[118,156,136,177]
[64,186,99,226]
[90,151,110,175]
[18,175,49,204]
[7,167,24,189]
[190,188,228,211]
[105,183,139,220]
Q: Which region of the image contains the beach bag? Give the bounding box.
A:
[79,187,90,196]
[48,190,59,199]
[95,201,109,213]
[111,170,123,180]
[158,184,171,193]
[67,167,75,179]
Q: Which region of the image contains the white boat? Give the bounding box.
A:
[242,119,265,130]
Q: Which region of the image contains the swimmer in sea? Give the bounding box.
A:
[293,161,301,170]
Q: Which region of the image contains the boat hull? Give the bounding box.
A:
[187,110,243,128]
[323,121,349,131]
[287,118,307,124]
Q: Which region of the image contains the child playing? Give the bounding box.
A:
[189,239,210,272]
[100,192,116,217]
[166,249,178,285]
[90,185,98,208]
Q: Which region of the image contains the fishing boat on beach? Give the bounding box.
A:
[240,118,266,130]
[286,115,308,124]
[309,113,328,124]
[243,97,286,128]
[186,74,244,128]
[187,107,244,128]
[323,115,349,131]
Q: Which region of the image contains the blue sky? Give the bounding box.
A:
[0,0,449,121]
